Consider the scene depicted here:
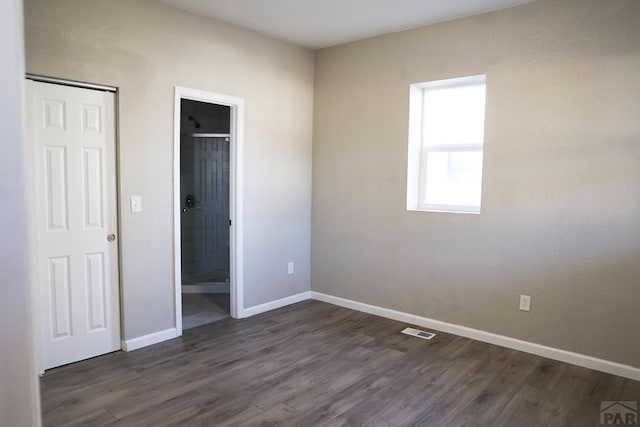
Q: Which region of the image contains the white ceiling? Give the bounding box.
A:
[161,0,534,50]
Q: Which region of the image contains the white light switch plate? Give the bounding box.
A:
[130,195,142,213]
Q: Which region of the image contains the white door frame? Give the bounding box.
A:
[173,87,244,334]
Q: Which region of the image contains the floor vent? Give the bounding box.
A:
[401,327,436,340]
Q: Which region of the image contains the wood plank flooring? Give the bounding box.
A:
[40,300,640,426]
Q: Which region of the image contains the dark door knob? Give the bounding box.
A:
[184,194,196,208]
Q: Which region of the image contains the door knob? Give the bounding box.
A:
[184,194,196,208]
[107,234,116,242]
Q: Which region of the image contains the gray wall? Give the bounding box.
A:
[0,0,41,425]
[312,0,640,367]
[25,0,314,340]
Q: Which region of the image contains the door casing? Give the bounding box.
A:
[173,87,245,333]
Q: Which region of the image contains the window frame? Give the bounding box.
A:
[407,74,486,214]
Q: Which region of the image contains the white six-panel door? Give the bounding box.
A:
[27,80,121,370]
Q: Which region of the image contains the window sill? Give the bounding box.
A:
[407,206,481,215]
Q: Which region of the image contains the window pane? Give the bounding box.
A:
[423,84,486,146]
[424,151,483,208]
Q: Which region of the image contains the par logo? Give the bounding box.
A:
[601,401,638,425]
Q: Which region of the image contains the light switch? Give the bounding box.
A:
[130,196,142,213]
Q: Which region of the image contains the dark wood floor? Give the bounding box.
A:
[41,300,639,426]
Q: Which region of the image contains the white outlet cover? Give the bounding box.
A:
[287,262,294,274]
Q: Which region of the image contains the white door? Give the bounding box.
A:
[27,80,121,370]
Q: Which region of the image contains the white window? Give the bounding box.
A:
[407,75,486,214]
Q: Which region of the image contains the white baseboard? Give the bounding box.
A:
[182,283,230,294]
[122,328,178,352]
[310,291,640,382]
[242,291,311,318]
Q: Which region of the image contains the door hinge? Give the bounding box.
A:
[229,219,232,226]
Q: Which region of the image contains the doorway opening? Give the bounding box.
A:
[174,88,245,334]
[181,100,231,329]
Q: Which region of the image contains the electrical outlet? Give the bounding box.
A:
[287,262,294,274]
[519,295,531,312]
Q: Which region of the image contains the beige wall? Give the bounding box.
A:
[0,0,41,425]
[312,0,640,367]
[25,0,314,340]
